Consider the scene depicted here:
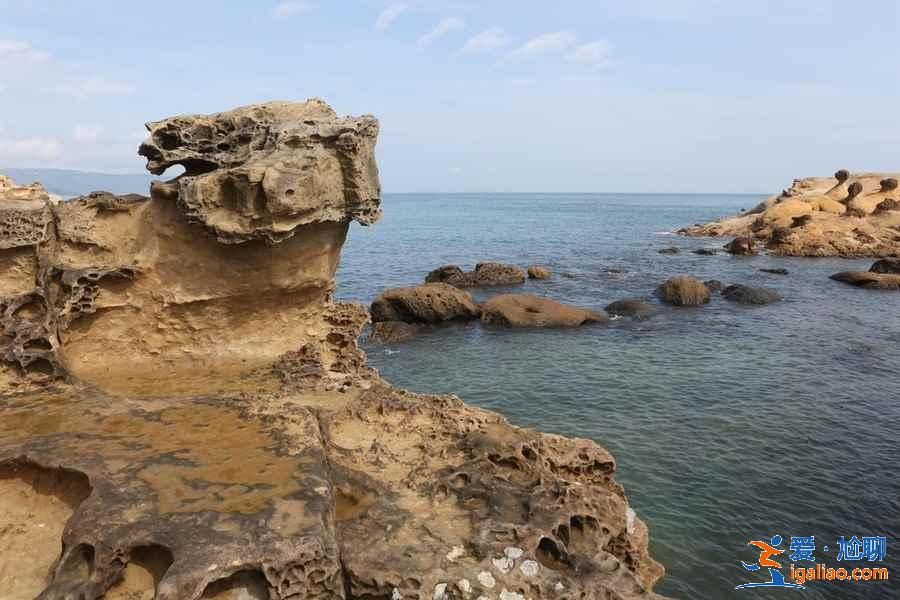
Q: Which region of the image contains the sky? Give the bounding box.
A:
[0,0,898,193]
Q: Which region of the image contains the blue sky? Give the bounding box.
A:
[1,1,898,192]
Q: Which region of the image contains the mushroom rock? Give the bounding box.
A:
[480,294,606,327]
[880,178,898,192]
[425,262,526,287]
[680,171,900,257]
[0,101,669,599]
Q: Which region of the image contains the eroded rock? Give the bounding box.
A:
[526,265,551,279]
[0,101,668,600]
[604,299,654,320]
[425,262,526,288]
[480,294,606,327]
[721,284,782,305]
[655,276,710,306]
[370,283,481,323]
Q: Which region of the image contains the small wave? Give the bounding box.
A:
[383,348,400,355]
[653,231,675,235]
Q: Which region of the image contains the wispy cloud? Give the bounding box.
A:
[506,31,578,61]
[567,40,612,67]
[0,136,64,162]
[458,27,510,55]
[273,1,314,18]
[0,39,50,64]
[55,77,136,99]
[375,3,407,31]
[417,16,464,47]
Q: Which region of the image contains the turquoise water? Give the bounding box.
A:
[336,193,899,600]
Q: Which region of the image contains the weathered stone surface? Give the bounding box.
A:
[721,284,782,305]
[367,320,422,344]
[0,101,668,600]
[481,294,605,327]
[526,265,551,279]
[830,271,900,290]
[139,99,381,244]
[604,299,654,319]
[655,276,710,306]
[680,171,900,257]
[425,262,526,288]
[370,283,481,323]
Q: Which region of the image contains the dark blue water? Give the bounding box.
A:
[336,193,899,600]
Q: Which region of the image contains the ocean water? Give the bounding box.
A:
[336,193,899,600]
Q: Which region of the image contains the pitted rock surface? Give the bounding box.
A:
[0,100,668,600]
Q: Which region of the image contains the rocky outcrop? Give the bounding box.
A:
[721,285,781,305]
[480,294,606,327]
[0,101,668,600]
[604,299,654,320]
[655,276,710,306]
[723,236,756,255]
[370,283,481,323]
[830,258,900,290]
[870,258,900,274]
[425,262,526,288]
[679,170,900,257]
[526,265,551,279]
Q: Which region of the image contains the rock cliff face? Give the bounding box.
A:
[0,100,667,600]
[679,171,900,256]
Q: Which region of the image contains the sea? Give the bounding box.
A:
[336,193,899,600]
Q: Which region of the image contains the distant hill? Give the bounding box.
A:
[1,168,161,198]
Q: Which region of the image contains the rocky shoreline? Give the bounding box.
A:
[0,102,667,600]
[678,170,900,257]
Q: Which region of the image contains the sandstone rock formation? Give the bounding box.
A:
[655,276,710,306]
[367,320,423,344]
[604,299,654,320]
[0,100,668,600]
[526,265,551,279]
[721,284,781,305]
[370,283,481,323]
[679,170,900,256]
[480,294,606,327]
[870,258,900,274]
[830,258,900,290]
[425,262,526,288]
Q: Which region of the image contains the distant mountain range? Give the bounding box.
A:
[1,168,160,197]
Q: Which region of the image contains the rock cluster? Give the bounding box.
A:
[0,100,667,600]
[831,258,900,290]
[679,170,900,256]
[425,262,526,287]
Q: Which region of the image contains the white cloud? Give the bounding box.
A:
[72,125,104,143]
[417,16,464,47]
[273,1,313,18]
[55,77,136,99]
[567,40,612,67]
[506,31,578,61]
[0,39,50,64]
[458,27,510,55]
[0,136,64,162]
[375,3,407,31]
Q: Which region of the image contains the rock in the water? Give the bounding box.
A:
[371,283,481,323]
[692,248,718,255]
[368,321,423,344]
[721,284,782,304]
[830,271,900,290]
[425,262,526,288]
[657,247,680,255]
[703,279,724,293]
[481,294,606,327]
[760,268,788,275]
[526,265,551,279]
[724,236,757,255]
[870,258,900,274]
[655,276,711,306]
[604,299,654,319]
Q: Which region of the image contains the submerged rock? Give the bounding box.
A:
[657,246,680,255]
[703,279,724,293]
[604,299,654,319]
[0,101,668,600]
[368,320,423,344]
[692,248,718,255]
[724,236,757,255]
[526,265,551,279]
[425,262,526,288]
[481,294,606,327]
[760,268,788,275]
[870,258,900,274]
[721,284,782,305]
[371,283,480,323]
[655,276,711,306]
